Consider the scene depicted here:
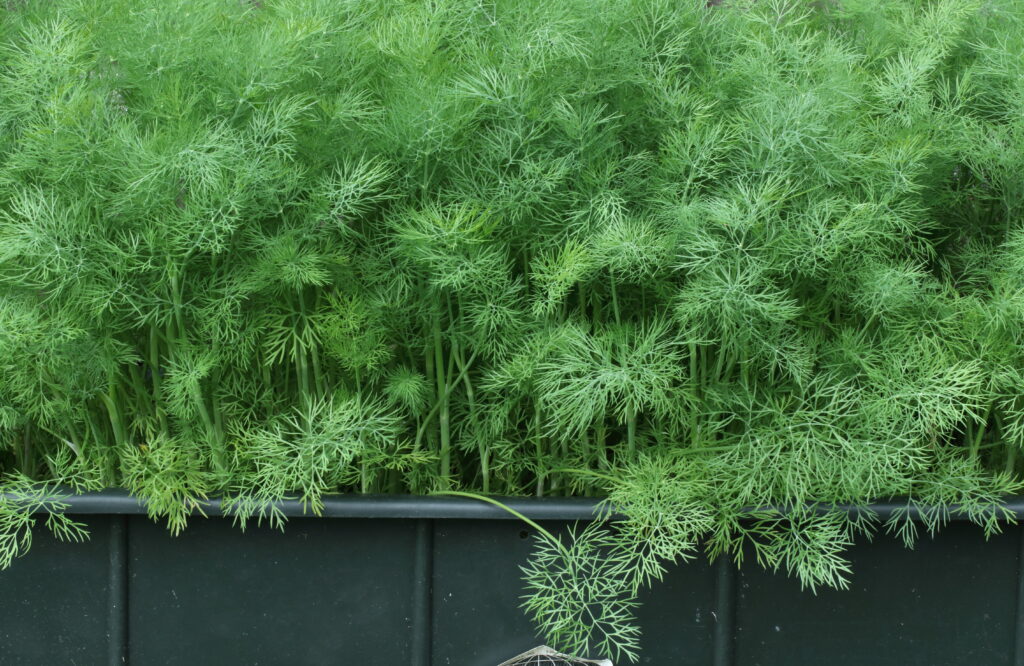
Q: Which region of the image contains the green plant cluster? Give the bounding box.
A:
[2,0,1024,659]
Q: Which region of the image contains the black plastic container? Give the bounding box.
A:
[2,491,1023,665]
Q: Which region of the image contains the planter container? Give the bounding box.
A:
[2,492,1024,665]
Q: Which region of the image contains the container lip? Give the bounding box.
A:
[5,488,1024,521]
[4,488,609,520]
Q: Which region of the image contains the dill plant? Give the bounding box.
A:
[2,0,1024,660]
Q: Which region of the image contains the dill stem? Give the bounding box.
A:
[309,348,324,397]
[454,341,486,492]
[164,313,179,365]
[169,268,186,342]
[626,410,637,457]
[190,384,222,473]
[690,342,700,393]
[596,422,608,470]
[100,381,127,448]
[128,363,150,419]
[412,414,423,472]
[261,360,273,417]
[21,425,32,477]
[433,309,451,481]
[99,380,126,483]
[548,467,618,486]
[994,413,1016,473]
[720,347,738,386]
[690,341,701,446]
[421,157,430,199]
[149,325,168,433]
[296,294,312,409]
[558,439,569,497]
[414,349,477,447]
[296,351,311,409]
[423,324,435,451]
[679,444,738,454]
[610,276,622,326]
[211,372,225,478]
[713,344,726,386]
[970,403,993,461]
[353,368,371,494]
[84,412,103,455]
[299,291,324,397]
[37,421,84,459]
[433,491,564,551]
[582,434,596,495]
[535,400,544,496]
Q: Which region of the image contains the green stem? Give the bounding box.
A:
[432,491,564,551]
[414,349,478,448]
[997,413,1016,473]
[191,383,224,475]
[22,425,32,477]
[211,372,225,477]
[454,342,486,492]
[100,381,127,448]
[296,351,311,409]
[128,363,151,420]
[740,347,751,389]
[534,400,544,496]
[261,361,273,417]
[596,422,608,470]
[356,369,370,494]
[969,403,993,461]
[433,309,451,481]
[149,325,169,433]
[548,467,619,486]
[679,444,738,454]
[626,409,637,457]
[169,267,186,343]
[310,347,324,397]
[610,276,622,326]
[297,291,314,404]
[580,429,591,488]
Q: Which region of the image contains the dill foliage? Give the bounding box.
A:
[2,0,1024,659]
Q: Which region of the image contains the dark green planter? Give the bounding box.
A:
[2,492,1023,665]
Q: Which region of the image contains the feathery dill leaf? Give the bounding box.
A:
[2,0,1024,660]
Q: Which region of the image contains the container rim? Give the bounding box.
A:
[4,488,1024,521]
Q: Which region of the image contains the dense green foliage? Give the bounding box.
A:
[3,0,1024,659]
